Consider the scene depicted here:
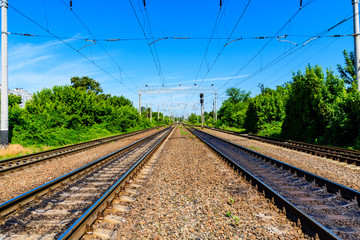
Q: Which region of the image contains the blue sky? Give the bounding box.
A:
[2,0,355,117]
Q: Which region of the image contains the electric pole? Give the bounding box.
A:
[213,100,215,124]
[215,92,217,122]
[146,104,148,119]
[162,104,165,123]
[1,0,8,146]
[157,104,159,121]
[138,93,141,116]
[353,0,360,91]
[150,104,152,122]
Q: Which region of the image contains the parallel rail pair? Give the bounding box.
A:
[0,126,174,239]
[187,126,360,240]
[202,126,360,166]
[0,126,160,174]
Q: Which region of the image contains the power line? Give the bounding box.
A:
[58,0,139,89]
[128,0,166,86]
[8,32,354,42]
[194,3,224,82]
[217,14,354,98]
[196,0,253,89]
[144,5,166,86]
[217,0,315,93]
[250,25,354,96]
[8,3,137,95]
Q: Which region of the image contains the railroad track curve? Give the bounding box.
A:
[0,126,174,239]
[0,126,161,174]
[187,126,360,240]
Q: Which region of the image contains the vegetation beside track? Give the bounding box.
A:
[1,76,170,155]
[187,50,360,150]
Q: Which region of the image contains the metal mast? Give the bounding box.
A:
[1,0,8,145]
[353,0,360,90]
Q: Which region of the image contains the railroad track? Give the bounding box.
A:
[187,126,360,240]
[0,126,173,239]
[0,126,160,174]
[200,125,360,166]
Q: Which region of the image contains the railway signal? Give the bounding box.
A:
[200,93,204,128]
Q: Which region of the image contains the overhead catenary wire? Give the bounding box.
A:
[249,24,354,95]
[7,32,354,42]
[195,0,253,89]
[144,4,166,86]
[217,13,354,98]
[194,1,226,82]
[128,0,166,87]
[216,0,316,94]
[217,0,316,92]
[58,0,139,88]
[7,3,138,95]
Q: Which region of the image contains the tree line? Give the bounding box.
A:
[190,50,360,149]
[6,76,168,146]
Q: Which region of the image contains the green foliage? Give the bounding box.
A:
[257,121,283,137]
[218,88,251,128]
[70,76,103,94]
[10,83,157,147]
[9,94,22,106]
[282,65,330,141]
[244,85,288,133]
[217,50,360,149]
[188,113,199,124]
[337,50,356,86]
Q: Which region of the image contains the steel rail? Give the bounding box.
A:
[200,125,360,166]
[58,126,174,239]
[0,127,170,218]
[187,126,360,240]
[0,126,162,174]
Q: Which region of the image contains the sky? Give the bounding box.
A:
[1,0,356,117]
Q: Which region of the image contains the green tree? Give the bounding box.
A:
[71,76,103,94]
[337,50,356,87]
[225,88,251,104]
[217,88,251,128]
[244,85,288,134]
[282,65,329,142]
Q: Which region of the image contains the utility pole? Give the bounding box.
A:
[157,104,159,121]
[150,104,152,122]
[139,92,141,116]
[146,104,148,119]
[1,0,8,146]
[162,104,164,123]
[353,0,360,91]
[213,100,215,124]
[215,92,217,122]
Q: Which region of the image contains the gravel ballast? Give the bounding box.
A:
[115,126,309,239]
[0,128,162,204]
[204,128,360,192]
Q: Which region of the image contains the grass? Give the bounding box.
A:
[179,125,189,135]
[225,210,239,225]
[0,144,51,160]
[250,146,262,151]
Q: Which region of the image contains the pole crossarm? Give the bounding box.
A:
[138,88,217,95]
